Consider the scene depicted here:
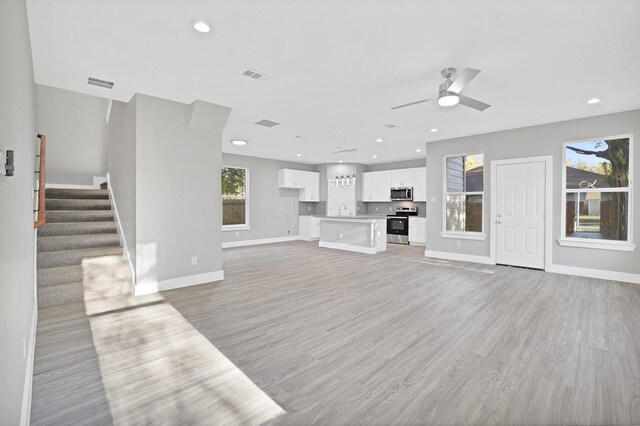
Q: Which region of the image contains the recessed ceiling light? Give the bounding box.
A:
[338,160,344,163]
[296,154,301,157]
[376,138,383,143]
[372,155,378,159]
[587,97,600,104]
[231,139,247,146]
[416,149,422,153]
[192,20,212,33]
[430,128,438,133]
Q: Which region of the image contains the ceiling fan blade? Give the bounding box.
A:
[448,68,481,94]
[458,94,491,111]
[390,98,432,110]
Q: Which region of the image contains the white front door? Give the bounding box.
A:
[496,161,546,269]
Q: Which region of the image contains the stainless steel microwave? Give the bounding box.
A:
[390,187,413,201]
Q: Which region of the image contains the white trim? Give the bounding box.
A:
[20,303,38,426]
[222,235,300,248]
[222,224,251,231]
[557,238,636,251]
[106,173,136,285]
[424,249,494,264]
[490,155,554,269]
[561,134,633,245]
[106,99,113,123]
[92,176,107,187]
[222,165,249,228]
[319,241,379,254]
[547,263,640,284]
[135,270,225,295]
[440,231,486,240]
[442,152,485,235]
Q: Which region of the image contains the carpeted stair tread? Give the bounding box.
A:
[37,282,84,308]
[45,188,108,199]
[38,234,120,253]
[46,198,111,210]
[38,246,124,269]
[38,265,82,287]
[47,210,114,223]
[38,221,117,237]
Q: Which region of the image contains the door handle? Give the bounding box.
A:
[497,219,502,224]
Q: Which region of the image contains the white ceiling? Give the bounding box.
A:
[27,0,640,165]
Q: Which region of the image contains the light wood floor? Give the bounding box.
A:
[31,241,640,425]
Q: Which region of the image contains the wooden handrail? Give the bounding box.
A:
[34,134,46,229]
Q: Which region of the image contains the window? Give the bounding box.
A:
[561,136,633,249]
[443,154,484,237]
[222,167,248,229]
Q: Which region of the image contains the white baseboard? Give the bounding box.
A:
[222,236,300,248]
[135,270,225,295]
[106,173,135,286]
[20,303,38,426]
[93,176,107,187]
[547,264,640,284]
[319,241,378,254]
[424,249,494,265]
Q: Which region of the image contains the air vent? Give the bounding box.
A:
[242,69,267,80]
[87,77,114,89]
[333,148,357,154]
[255,119,280,127]
[384,124,397,128]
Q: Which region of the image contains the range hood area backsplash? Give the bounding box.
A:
[299,201,426,217]
[361,201,426,217]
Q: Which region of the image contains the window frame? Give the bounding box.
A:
[221,166,250,231]
[441,152,486,240]
[559,134,635,251]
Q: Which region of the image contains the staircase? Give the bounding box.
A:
[37,188,132,308]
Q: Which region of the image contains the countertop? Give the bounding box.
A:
[315,215,388,220]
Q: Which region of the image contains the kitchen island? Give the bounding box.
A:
[318,216,387,254]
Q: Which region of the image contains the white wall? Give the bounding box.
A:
[221,153,315,243]
[36,84,108,185]
[426,109,640,275]
[107,97,137,273]
[0,0,38,423]
[135,94,229,285]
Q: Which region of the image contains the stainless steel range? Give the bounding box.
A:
[387,207,418,245]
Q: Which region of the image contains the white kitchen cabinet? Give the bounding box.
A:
[377,170,392,201]
[412,167,427,202]
[362,172,377,201]
[279,169,320,202]
[409,217,426,245]
[278,168,304,188]
[299,215,321,240]
[391,168,414,188]
[300,171,320,201]
[362,170,392,202]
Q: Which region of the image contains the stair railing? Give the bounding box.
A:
[34,134,46,229]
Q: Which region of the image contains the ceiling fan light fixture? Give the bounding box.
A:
[438,92,459,107]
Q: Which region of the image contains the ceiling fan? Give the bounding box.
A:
[391,67,490,111]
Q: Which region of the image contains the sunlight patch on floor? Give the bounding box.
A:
[85,294,285,425]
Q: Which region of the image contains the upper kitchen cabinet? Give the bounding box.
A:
[412,167,427,201]
[391,168,414,188]
[278,168,320,202]
[300,171,320,201]
[278,168,305,188]
[362,170,391,202]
